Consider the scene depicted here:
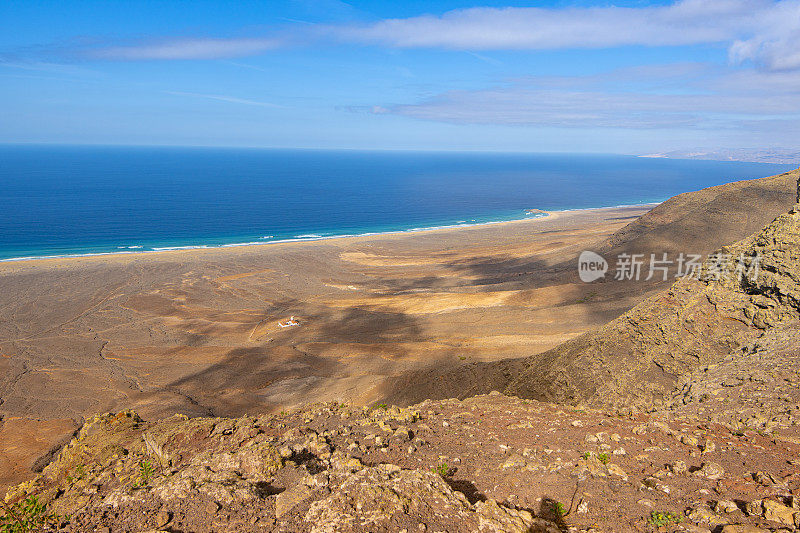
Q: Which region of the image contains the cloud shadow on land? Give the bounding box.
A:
[133,298,430,418]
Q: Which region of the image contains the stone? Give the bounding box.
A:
[688,507,728,527]
[700,438,716,454]
[682,526,711,533]
[607,464,628,481]
[276,483,314,519]
[302,465,556,533]
[682,434,700,447]
[714,500,739,513]
[720,526,770,533]
[744,500,763,516]
[694,462,725,480]
[502,454,527,469]
[762,499,796,526]
[155,510,171,528]
[670,460,688,475]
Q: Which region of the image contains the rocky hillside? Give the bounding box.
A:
[4,393,800,532]
[503,181,800,414]
[602,168,799,257]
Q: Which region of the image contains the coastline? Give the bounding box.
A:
[0,202,659,266]
[0,201,658,493]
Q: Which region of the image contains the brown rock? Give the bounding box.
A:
[762,499,797,526]
[154,510,171,528]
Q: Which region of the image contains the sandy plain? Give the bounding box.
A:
[0,205,656,491]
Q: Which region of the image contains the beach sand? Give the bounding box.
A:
[0,205,657,491]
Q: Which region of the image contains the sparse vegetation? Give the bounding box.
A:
[576,291,598,304]
[373,403,388,411]
[139,460,154,485]
[597,452,610,465]
[647,510,682,527]
[553,501,566,518]
[0,496,61,533]
[66,463,86,484]
[431,463,452,478]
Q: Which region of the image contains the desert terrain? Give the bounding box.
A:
[0,205,654,492]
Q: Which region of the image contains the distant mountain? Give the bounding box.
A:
[641,148,800,164]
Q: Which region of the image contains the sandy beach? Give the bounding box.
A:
[0,204,658,490]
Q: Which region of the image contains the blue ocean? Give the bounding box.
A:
[0,145,794,261]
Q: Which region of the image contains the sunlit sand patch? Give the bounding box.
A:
[324,291,518,314]
[324,283,361,291]
[339,251,462,267]
[458,333,585,358]
[323,283,605,315]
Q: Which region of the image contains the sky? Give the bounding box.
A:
[1,0,800,156]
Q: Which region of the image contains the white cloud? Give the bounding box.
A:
[69,1,800,71]
[335,0,800,71]
[379,65,800,131]
[336,0,758,50]
[90,37,283,60]
[728,1,800,71]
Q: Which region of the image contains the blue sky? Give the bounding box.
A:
[2,0,799,156]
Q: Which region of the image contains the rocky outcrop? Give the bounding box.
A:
[2,400,564,533]
[4,393,799,532]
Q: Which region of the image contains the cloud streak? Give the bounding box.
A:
[90,37,284,60]
[165,91,283,108]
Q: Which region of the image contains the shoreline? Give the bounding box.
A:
[0,202,658,266]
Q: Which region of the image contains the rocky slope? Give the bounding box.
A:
[602,169,798,257]
[503,182,800,414]
[4,393,800,532]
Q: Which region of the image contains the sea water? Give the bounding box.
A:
[0,145,794,261]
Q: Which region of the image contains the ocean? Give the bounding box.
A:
[0,145,794,261]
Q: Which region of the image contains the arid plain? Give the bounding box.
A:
[0,206,655,491]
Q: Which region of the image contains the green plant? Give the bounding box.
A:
[66,464,86,484]
[647,510,682,527]
[576,291,597,304]
[374,403,388,411]
[431,463,452,478]
[139,460,154,485]
[597,452,610,465]
[581,451,592,460]
[554,501,566,518]
[0,496,61,532]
